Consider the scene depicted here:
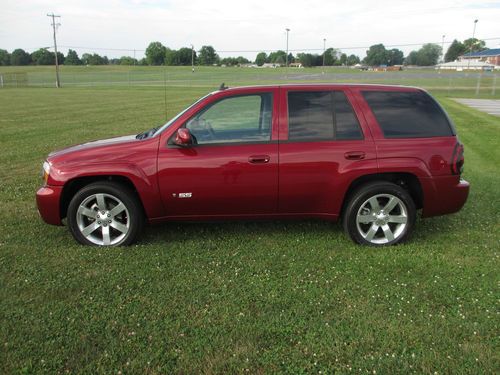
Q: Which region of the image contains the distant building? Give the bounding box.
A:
[436,60,497,71]
[373,65,403,72]
[458,48,500,66]
[260,63,280,68]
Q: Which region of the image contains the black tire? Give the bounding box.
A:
[67,182,144,246]
[342,181,416,246]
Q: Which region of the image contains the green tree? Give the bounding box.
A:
[176,47,196,66]
[236,56,250,64]
[164,48,178,66]
[145,41,167,65]
[346,54,360,66]
[65,49,82,65]
[445,40,466,62]
[388,48,404,65]
[119,56,138,65]
[323,48,340,65]
[363,44,389,66]
[0,49,10,65]
[463,38,486,54]
[339,53,348,66]
[417,43,442,66]
[31,48,55,65]
[297,53,318,67]
[10,49,31,65]
[220,57,238,66]
[268,50,287,65]
[198,45,218,65]
[255,52,267,66]
[405,51,419,65]
[405,44,441,66]
[81,53,107,65]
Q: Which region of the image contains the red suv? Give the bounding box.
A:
[36,84,469,247]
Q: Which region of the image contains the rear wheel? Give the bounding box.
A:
[343,181,416,246]
[67,182,144,246]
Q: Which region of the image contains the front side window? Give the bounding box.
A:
[362,90,454,138]
[288,91,363,141]
[186,93,273,145]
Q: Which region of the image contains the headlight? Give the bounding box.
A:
[42,161,51,184]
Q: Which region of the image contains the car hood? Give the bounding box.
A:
[48,134,138,158]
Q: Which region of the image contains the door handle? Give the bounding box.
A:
[344,151,365,160]
[248,155,270,164]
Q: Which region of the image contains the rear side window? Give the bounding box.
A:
[362,91,453,138]
[288,91,363,141]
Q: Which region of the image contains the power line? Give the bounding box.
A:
[47,13,61,88]
[33,36,500,56]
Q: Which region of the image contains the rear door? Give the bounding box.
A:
[278,87,377,216]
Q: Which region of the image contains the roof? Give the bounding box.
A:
[461,48,500,57]
[212,83,423,94]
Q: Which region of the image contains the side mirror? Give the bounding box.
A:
[174,128,193,147]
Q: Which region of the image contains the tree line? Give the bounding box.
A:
[0,38,487,67]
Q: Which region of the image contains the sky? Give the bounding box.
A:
[1,0,499,60]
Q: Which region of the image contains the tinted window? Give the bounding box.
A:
[362,91,453,138]
[333,91,363,140]
[288,91,363,141]
[186,94,272,145]
[288,91,333,140]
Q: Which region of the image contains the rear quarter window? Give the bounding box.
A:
[362,90,454,138]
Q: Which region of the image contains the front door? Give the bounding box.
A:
[157,90,279,218]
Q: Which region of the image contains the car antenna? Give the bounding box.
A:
[163,69,168,119]
[219,82,228,90]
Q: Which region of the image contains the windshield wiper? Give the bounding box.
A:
[136,127,159,140]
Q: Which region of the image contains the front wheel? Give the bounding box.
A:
[67,182,144,246]
[343,181,416,246]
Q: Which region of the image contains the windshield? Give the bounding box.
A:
[153,93,212,137]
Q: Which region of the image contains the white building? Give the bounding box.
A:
[436,60,497,71]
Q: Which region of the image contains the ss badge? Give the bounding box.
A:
[178,192,192,198]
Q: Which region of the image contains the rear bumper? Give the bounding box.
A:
[36,185,63,225]
[421,177,470,218]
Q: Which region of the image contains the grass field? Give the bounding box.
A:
[0,73,499,373]
[1,65,499,99]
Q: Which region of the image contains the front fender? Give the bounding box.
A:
[49,162,164,219]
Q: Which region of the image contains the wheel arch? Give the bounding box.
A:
[341,172,424,218]
[60,175,147,221]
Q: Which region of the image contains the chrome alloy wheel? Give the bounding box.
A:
[75,193,130,246]
[355,194,408,245]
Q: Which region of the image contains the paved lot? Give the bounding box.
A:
[454,99,500,117]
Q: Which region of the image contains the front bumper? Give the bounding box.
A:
[36,185,64,225]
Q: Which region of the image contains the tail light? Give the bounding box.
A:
[451,142,464,175]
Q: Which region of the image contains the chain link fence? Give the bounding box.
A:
[1,67,499,97]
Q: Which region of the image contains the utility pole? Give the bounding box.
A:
[285,28,290,68]
[441,34,445,63]
[322,38,326,73]
[467,19,478,71]
[47,13,61,88]
[191,44,195,73]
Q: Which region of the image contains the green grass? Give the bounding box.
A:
[0,83,499,374]
[1,65,499,99]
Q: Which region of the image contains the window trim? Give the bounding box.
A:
[168,92,274,147]
[286,90,364,143]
